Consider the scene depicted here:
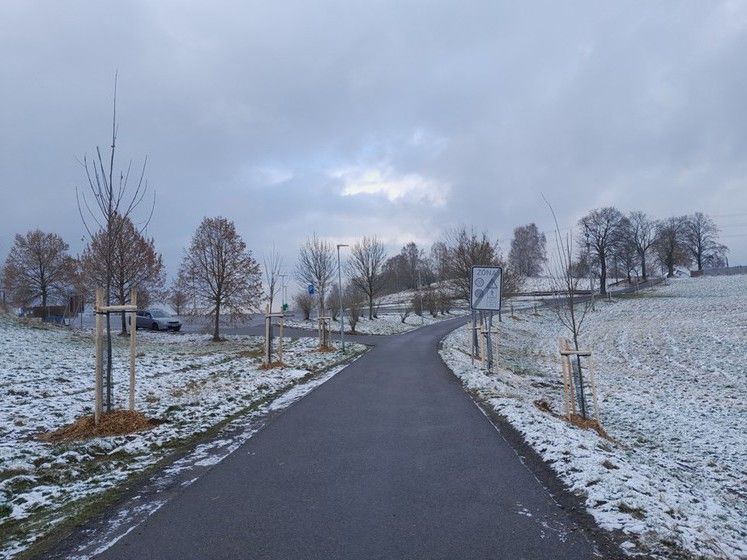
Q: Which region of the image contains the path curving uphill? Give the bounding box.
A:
[45,316,611,559]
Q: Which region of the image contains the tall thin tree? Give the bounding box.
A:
[684,212,727,271]
[578,207,627,295]
[178,217,262,341]
[76,75,154,411]
[349,236,387,320]
[628,211,656,279]
[263,246,283,313]
[296,233,334,316]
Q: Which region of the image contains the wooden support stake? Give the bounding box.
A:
[560,339,572,419]
[589,356,601,424]
[278,315,284,363]
[264,314,271,365]
[129,288,137,411]
[94,288,104,426]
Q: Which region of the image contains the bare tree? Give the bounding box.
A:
[543,196,593,417]
[398,301,413,323]
[168,280,188,316]
[608,215,637,283]
[81,214,165,334]
[400,242,424,289]
[578,207,627,295]
[437,289,452,315]
[263,246,283,313]
[76,75,155,410]
[508,223,547,277]
[628,211,656,279]
[612,231,639,282]
[684,212,728,271]
[296,234,334,316]
[2,230,77,317]
[326,283,341,321]
[441,227,521,301]
[135,287,151,310]
[178,217,262,341]
[349,236,387,320]
[430,241,450,283]
[423,288,439,317]
[654,216,690,277]
[343,286,361,333]
[410,292,424,317]
[294,291,314,320]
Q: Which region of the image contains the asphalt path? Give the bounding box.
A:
[64,315,608,560]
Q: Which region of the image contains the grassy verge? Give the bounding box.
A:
[4,344,367,560]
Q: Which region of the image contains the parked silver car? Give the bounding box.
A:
[132,309,181,331]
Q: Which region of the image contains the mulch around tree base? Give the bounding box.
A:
[38,410,162,442]
[534,399,611,440]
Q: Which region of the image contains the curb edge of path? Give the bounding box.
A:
[24,353,369,560]
[435,332,654,560]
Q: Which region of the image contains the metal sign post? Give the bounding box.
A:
[470,266,502,371]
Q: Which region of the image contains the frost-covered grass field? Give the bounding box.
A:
[287,311,465,335]
[0,316,366,559]
[441,276,746,559]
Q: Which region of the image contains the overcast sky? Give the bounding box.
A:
[2,0,746,284]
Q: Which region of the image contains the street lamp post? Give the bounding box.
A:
[417,268,424,325]
[337,244,349,351]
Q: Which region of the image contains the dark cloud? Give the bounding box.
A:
[1,0,746,283]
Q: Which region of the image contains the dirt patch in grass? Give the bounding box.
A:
[38,410,162,442]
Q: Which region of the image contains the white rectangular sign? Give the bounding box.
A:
[470,266,502,311]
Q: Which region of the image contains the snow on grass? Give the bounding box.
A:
[440,275,747,560]
[0,317,366,559]
[287,311,466,335]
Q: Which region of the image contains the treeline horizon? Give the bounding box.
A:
[1,205,730,333]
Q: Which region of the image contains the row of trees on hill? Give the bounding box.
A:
[1,208,729,330]
[3,208,728,334]
[289,226,528,323]
[577,208,728,294]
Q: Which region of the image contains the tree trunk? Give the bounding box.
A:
[368,294,374,320]
[641,256,647,279]
[119,289,127,335]
[41,290,48,320]
[213,300,221,342]
[599,251,607,295]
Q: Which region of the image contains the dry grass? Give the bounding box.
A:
[567,413,610,439]
[38,410,161,442]
[259,360,287,370]
[534,399,611,440]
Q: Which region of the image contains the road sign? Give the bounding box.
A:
[282,303,289,312]
[470,266,502,311]
[307,284,315,295]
